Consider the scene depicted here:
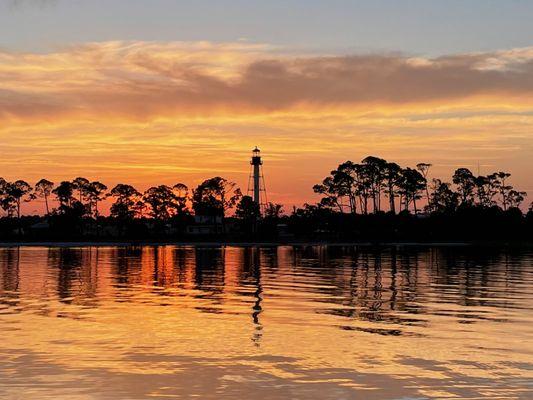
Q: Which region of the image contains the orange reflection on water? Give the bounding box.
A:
[0,245,532,399]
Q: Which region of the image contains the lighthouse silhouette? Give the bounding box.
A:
[248,147,267,213]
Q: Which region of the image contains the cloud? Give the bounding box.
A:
[1,41,533,122]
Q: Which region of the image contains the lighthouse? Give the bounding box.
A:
[248,147,267,212]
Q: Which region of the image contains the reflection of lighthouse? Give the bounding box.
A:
[248,147,267,213]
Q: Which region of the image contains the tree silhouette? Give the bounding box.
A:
[429,179,459,213]
[86,181,107,218]
[0,157,530,243]
[384,162,401,214]
[313,175,345,213]
[397,168,426,213]
[172,183,189,216]
[192,177,241,217]
[453,168,476,206]
[143,185,183,220]
[416,163,432,211]
[72,177,90,204]
[52,181,76,212]
[507,190,527,208]
[264,202,284,219]
[133,200,147,218]
[34,179,54,215]
[109,184,141,220]
[493,172,512,210]
[235,195,260,233]
[362,156,387,213]
[192,177,241,233]
[0,180,33,219]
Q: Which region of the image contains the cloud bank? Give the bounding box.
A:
[1,41,533,122]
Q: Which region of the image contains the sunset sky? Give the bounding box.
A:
[1,0,533,213]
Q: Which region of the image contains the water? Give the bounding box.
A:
[0,245,532,399]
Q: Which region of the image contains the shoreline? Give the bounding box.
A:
[0,240,531,248]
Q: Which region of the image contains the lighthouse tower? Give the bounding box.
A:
[248,147,267,212]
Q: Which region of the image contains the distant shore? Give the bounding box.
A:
[0,240,531,248]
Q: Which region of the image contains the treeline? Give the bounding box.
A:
[0,176,245,220]
[0,156,532,242]
[312,156,527,214]
[0,175,282,240]
[293,156,532,242]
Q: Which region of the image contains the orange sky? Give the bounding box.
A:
[1,41,532,213]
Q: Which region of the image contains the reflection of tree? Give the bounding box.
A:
[0,244,529,336]
[0,248,21,309]
[193,247,226,312]
[48,247,83,303]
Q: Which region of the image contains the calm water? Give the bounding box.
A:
[0,245,532,399]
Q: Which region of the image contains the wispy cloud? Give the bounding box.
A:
[1,41,533,122]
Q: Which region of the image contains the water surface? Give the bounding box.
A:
[0,245,532,399]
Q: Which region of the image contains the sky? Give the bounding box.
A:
[1,0,533,213]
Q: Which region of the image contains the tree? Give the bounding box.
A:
[143,185,184,220]
[492,172,512,210]
[384,162,401,214]
[507,190,527,209]
[452,168,476,206]
[235,195,260,233]
[0,180,33,219]
[236,195,260,219]
[473,174,497,207]
[192,177,242,217]
[86,181,108,218]
[109,184,141,220]
[361,156,387,213]
[0,178,7,216]
[429,179,459,213]
[313,176,345,213]
[338,161,362,214]
[52,181,76,212]
[133,200,147,218]
[313,161,361,214]
[172,183,189,216]
[397,168,426,213]
[264,202,284,219]
[72,177,90,204]
[34,179,54,215]
[192,177,241,234]
[416,163,432,211]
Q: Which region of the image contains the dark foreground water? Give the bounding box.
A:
[0,245,532,399]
